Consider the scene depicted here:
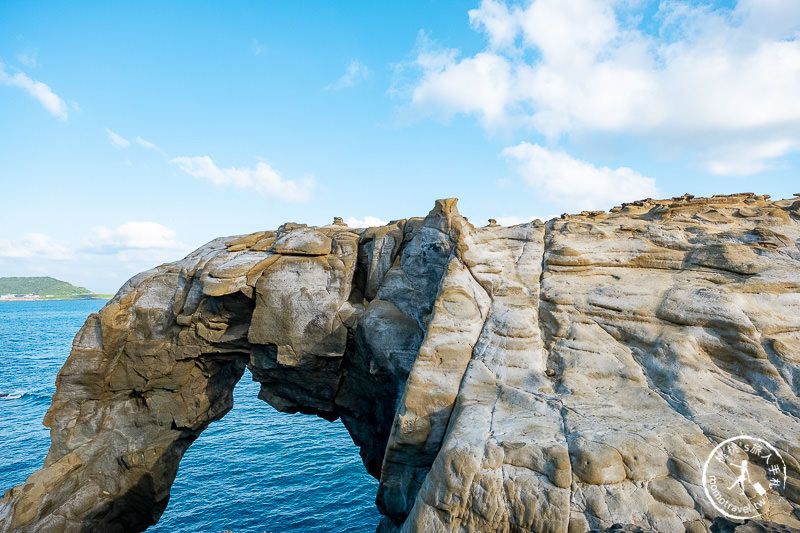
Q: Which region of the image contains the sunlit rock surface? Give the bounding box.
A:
[2,193,800,533]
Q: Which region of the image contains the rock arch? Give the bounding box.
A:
[0,200,459,533]
[2,195,800,532]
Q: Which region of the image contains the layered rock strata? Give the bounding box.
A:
[2,193,800,533]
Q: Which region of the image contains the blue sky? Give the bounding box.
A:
[1,0,798,293]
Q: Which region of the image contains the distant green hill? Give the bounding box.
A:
[0,277,106,299]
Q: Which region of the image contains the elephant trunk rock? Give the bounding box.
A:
[2,194,800,533]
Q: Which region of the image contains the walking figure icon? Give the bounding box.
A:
[727,459,750,494]
[703,436,789,520]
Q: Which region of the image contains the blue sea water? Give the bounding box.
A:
[0,300,380,532]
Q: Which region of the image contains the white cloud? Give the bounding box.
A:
[170,155,314,203]
[16,50,38,68]
[345,216,388,228]
[0,223,188,259]
[406,0,800,175]
[0,233,73,260]
[326,60,369,90]
[469,0,518,51]
[0,61,68,120]
[105,131,164,153]
[105,128,130,148]
[705,138,800,176]
[502,143,660,210]
[84,221,186,253]
[0,224,192,293]
[135,136,162,153]
[412,51,516,129]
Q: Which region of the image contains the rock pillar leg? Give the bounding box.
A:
[0,270,250,533]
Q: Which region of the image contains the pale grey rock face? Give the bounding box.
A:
[2,194,800,533]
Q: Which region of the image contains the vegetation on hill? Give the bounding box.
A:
[0,277,110,299]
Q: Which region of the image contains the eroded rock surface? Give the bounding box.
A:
[2,194,800,533]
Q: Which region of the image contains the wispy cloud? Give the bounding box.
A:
[0,233,73,260]
[326,60,369,90]
[0,223,194,293]
[704,138,800,176]
[134,136,163,153]
[170,155,314,203]
[0,60,68,120]
[84,221,187,253]
[252,39,265,56]
[0,223,187,260]
[105,128,130,148]
[404,0,800,175]
[502,143,660,211]
[16,50,38,68]
[105,130,165,154]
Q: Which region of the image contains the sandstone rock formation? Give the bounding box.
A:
[2,193,800,533]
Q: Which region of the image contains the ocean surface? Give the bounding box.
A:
[0,299,380,532]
